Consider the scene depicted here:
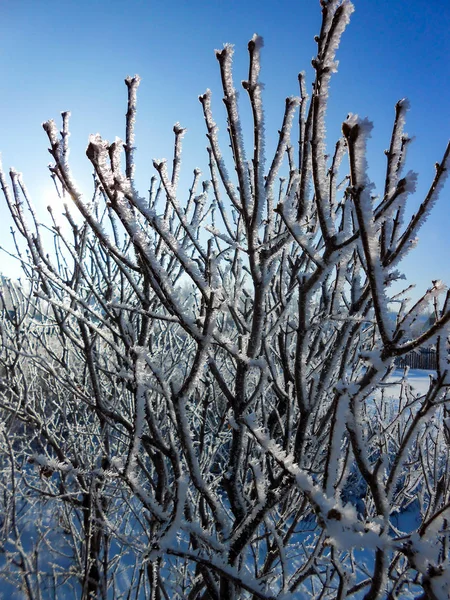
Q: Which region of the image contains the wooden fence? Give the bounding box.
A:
[394,348,437,370]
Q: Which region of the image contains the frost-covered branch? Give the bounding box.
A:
[1,1,449,598]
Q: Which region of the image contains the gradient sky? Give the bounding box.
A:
[0,0,449,303]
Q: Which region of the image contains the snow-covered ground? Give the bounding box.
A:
[0,369,441,599]
[389,368,435,395]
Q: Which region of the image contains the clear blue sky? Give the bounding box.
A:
[0,0,448,303]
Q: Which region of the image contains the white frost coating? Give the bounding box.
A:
[345,114,394,339]
[125,347,147,476]
[285,220,324,267]
[151,158,208,263]
[126,470,167,522]
[124,75,141,182]
[361,348,391,372]
[405,527,450,600]
[311,0,354,232]
[279,169,300,215]
[321,0,355,44]
[42,118,138,272]
[344,114,373,186]
[328,138,347,227]
[402,169,418,193]
[114,184,210,298]
[229,459,268,547]
[88,133,115,193]
[32,454,74,474]
[438,322,450,381]
[380,171,418,224]
[380,169,418,254]
[244,413,392,552]
[215,44,253,215]
[176,397,229,535]
[42,119,59,146]
[157,475,188,552]
[32,281,126,358]
[171,122,187,191]
[325,391,350,497]
[427,279,447,298]
[385,98,410,199]
[200,89,241,210]
[389,236,420,270]
[265,96,299,202]
[204,225,244,251]
[184,521,226,554]
[246,34,267,229]
[396,281,447,346]
[387,399,443,504]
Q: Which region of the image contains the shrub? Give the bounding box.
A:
[1,1,449,597]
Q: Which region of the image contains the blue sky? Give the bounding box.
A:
[0,0,448,303]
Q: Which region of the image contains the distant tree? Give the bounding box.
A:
[1,0,450,598]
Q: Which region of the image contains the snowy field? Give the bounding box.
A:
[0,369,443,599]
[388,368,434,396]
